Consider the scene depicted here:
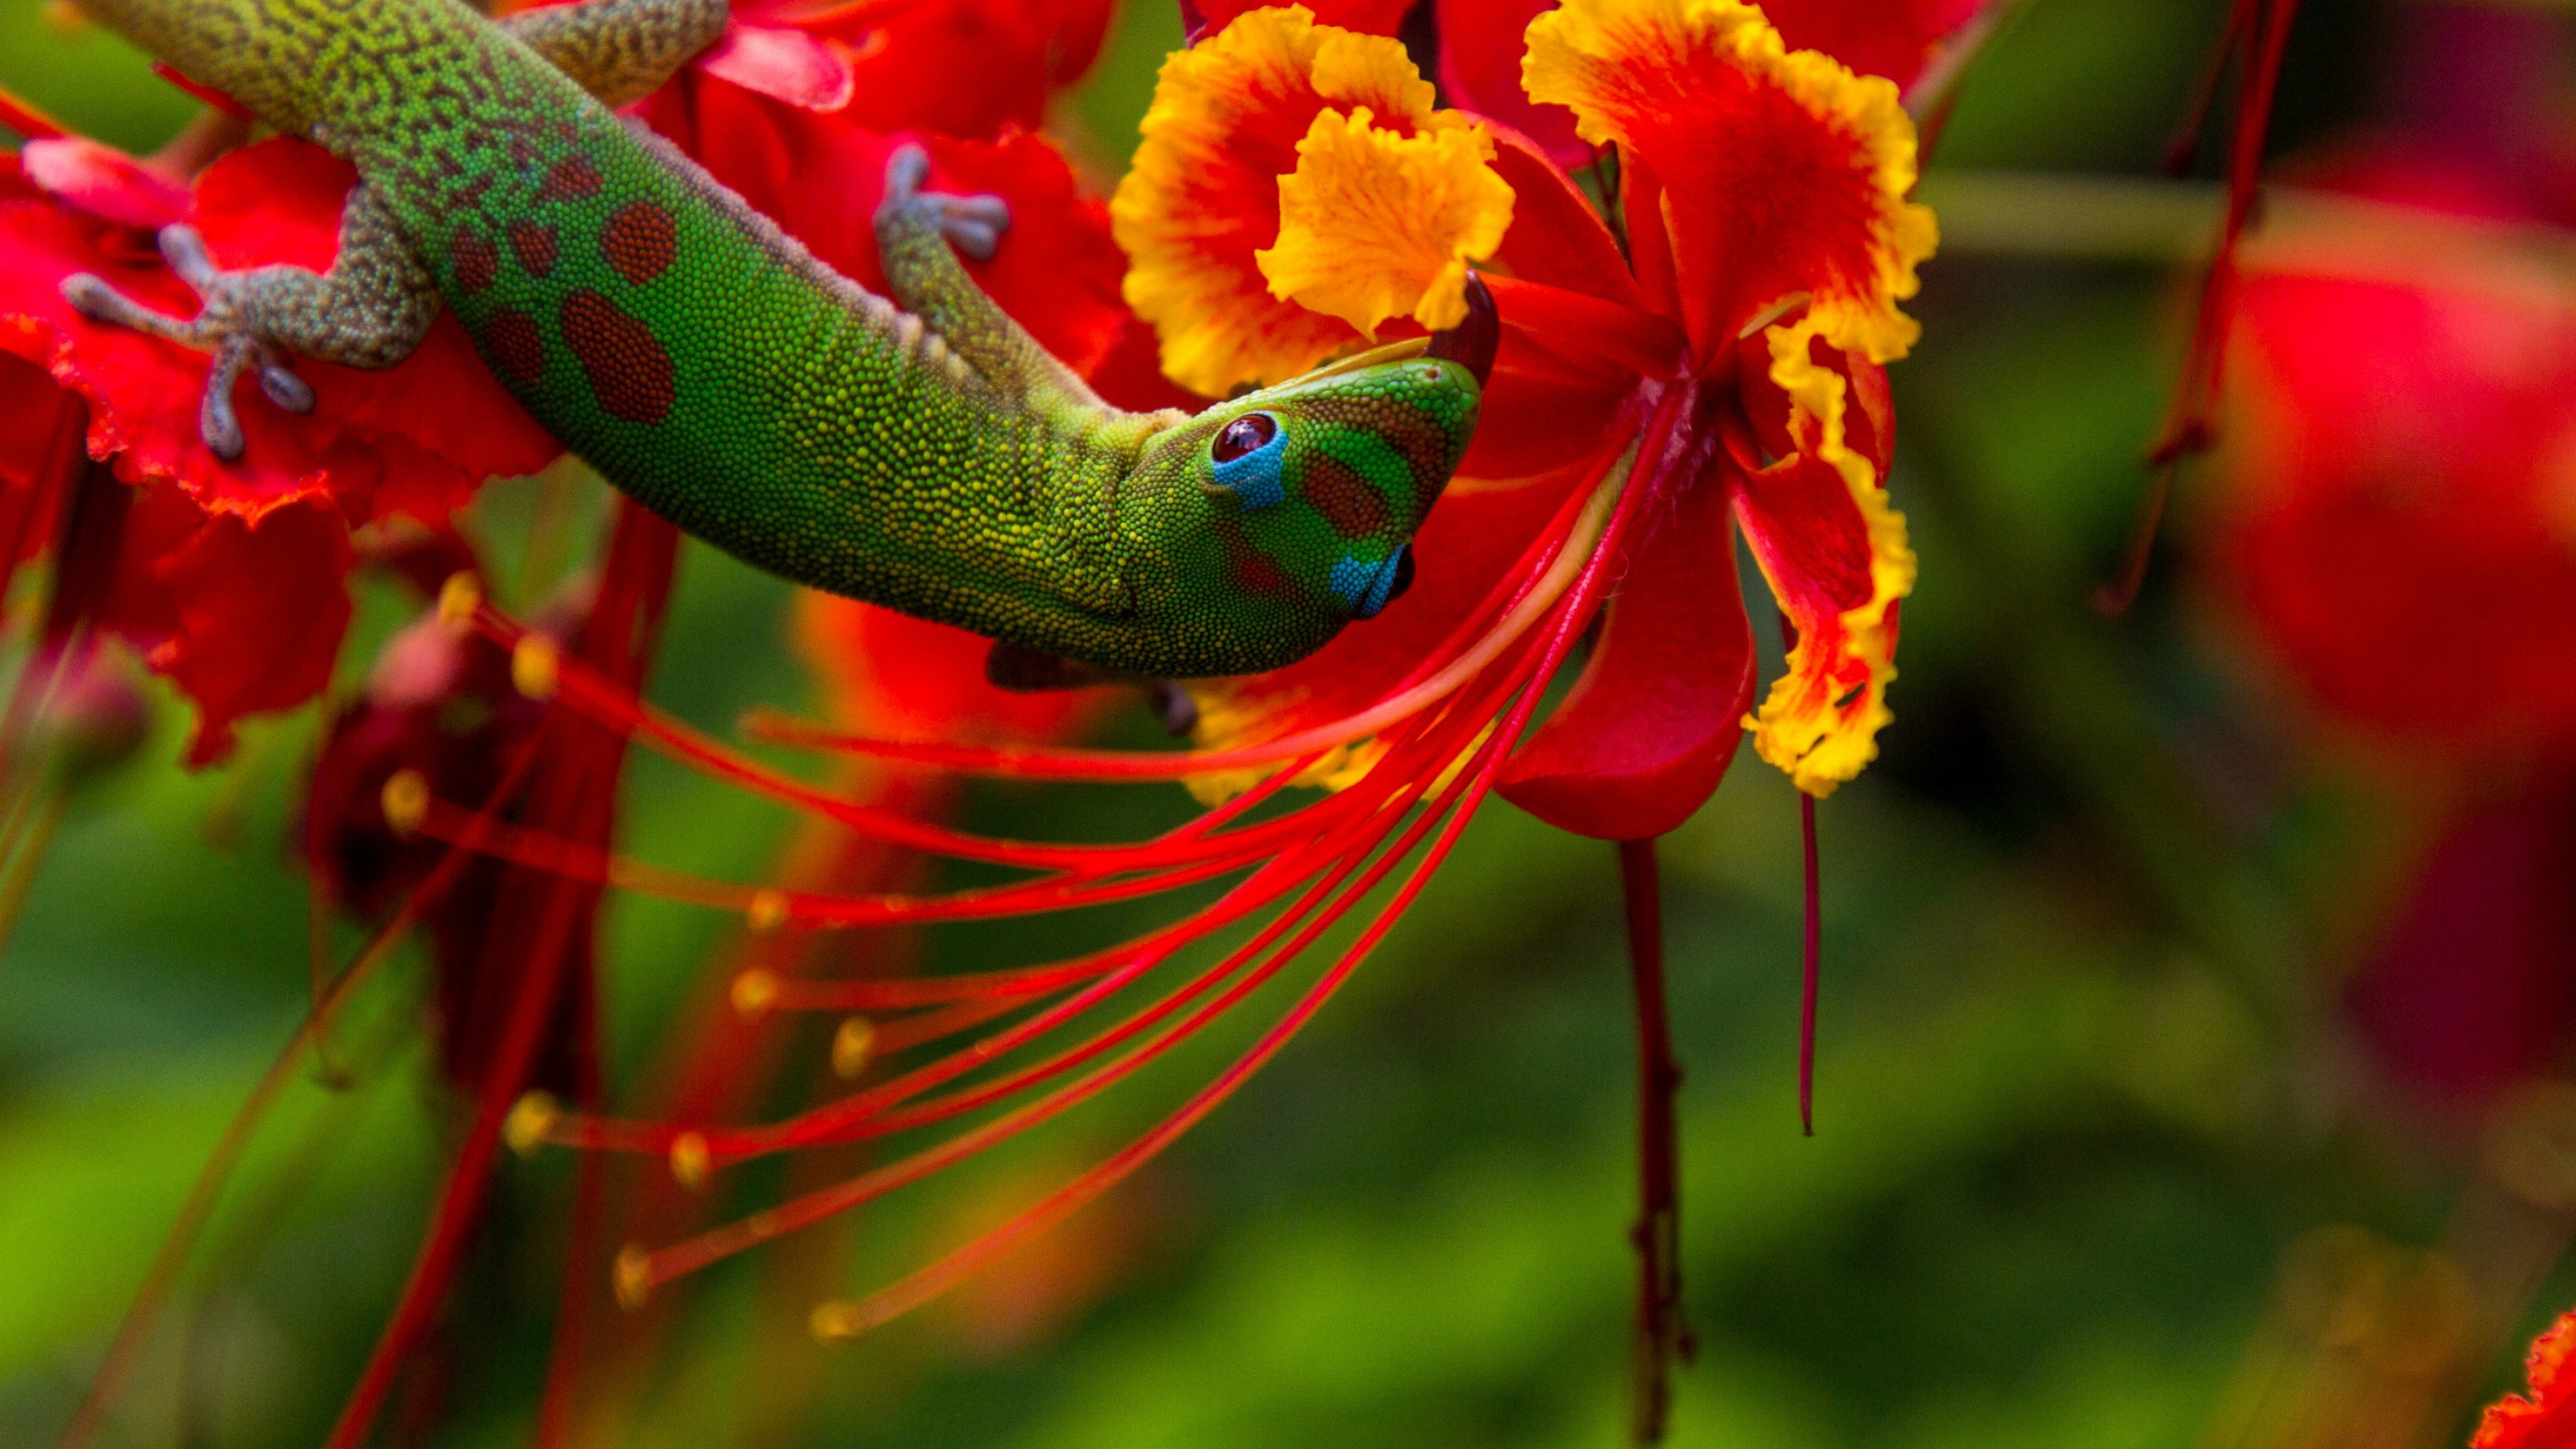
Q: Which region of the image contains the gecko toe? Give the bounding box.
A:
[258,360,315,415]
[158,224,222,293]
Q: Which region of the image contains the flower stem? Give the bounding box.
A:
[1617,837,1690,1445]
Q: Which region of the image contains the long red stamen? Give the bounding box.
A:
[0,79,66,140]
[801,454,1648,1337]
[323,505,678,1449]
[731,450,1625,780]
[55,742,546,1449]
[2103,0,2303,613]
[606,386,1680,1305]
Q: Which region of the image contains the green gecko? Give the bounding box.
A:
[57,0,1491,684]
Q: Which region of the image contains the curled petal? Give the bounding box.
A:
[19,137,187,231]
[2477,1310,2576,1449]
[109,485,356,765]
[0,140,556,524]
[1497,462,1754,839]
[1733,339,1913,797]
[1523,0,1936,372]
[695,23,855,111]
[1111,6,1449,394]
[1256,107,1512,338]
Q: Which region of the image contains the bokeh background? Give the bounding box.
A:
[7,0,2576,1445]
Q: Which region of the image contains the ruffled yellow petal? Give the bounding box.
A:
[1256,107,1514,337]
[1110,6,1483,396]
[1739,327,1915,798]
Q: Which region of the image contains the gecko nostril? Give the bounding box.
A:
[1211,413,1277,463]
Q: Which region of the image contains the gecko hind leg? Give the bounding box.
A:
[60,186,439,460]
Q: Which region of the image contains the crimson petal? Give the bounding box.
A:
[1498,462,1754,839]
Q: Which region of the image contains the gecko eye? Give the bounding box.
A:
[1212,413,1279,463]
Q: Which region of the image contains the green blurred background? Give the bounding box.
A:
[3,1,2569,1446]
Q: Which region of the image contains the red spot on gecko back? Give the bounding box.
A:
[535,155,603,203]
[451,226,498,294]
[508,221,560,278]
[483,309,546,384]
[600,202,678,285]
[560,289,675,424]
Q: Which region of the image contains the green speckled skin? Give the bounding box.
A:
[73,0,1482,678]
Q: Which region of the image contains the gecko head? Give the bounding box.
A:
[1122,337,1485,673]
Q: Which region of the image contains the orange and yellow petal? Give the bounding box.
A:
[2475,1309,2576,1449]
[1256,105,1513,337]
[1522,0,1936,374]
[1731,341,1914,798]
[1110,6,1475,396]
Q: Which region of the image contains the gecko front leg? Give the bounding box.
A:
[61,185,438,460]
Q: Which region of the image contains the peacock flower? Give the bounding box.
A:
[369,1,1962,1405]
[20,1,1966,1439]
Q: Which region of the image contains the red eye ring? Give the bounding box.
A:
[1212,413,1278,463]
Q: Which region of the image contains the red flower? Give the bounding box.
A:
[2210,150,2576,755]
[2475,1307,2576,1449]
[378,4,1976,1389]
[0,131,559,758]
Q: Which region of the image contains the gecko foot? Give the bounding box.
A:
[880,144,1012,261]
[61,224,315,460]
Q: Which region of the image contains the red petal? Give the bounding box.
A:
[696,23,855,111]
[1762,0,1990,89]
[790,0,1113,138]
[1458,324,1632,481]
[1197,0,1413,35]
[1485,123,1636,306]
[18,138,188,231]
[1498,464,1754,838]
[641,82,1131,377]
[115,486,355,765]
[0,140,557,524]
[1436,0,1591,167]
[2216,266,2576,746]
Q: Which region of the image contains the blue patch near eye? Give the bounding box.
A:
[1330,547,1409,619]
[1211,421,1287,510]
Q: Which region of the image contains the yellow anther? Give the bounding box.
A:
[512,633,561,699]
[504,1091,559,1156]
[613,1244,653,1311]
[746,888,790,934]
[667,1130,711,1191]
[809,1301,856,1342]
[380,769,430,837]
[435,571,481,633]
[730,968,780,1019]
[830,1017,878,1080]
